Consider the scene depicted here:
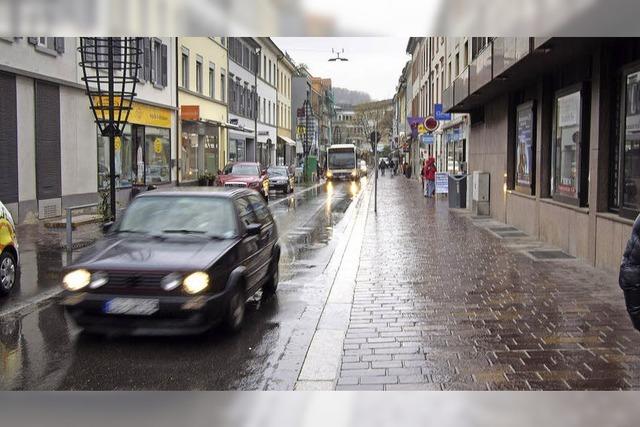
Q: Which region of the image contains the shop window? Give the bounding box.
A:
[618,65,640,218]
[98,125,134,189]
[551,84,589,206]
[145,127,171,184]
[514,100,536,195]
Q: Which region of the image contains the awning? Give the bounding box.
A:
[222,122,253,133]
[278,135,297,147]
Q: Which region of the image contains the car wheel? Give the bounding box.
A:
[263,257,279,295]
[223,285,245,333]
[0,251,17,295]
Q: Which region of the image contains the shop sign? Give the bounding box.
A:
[93,97,172,128]
[434,103,452,121]
[435,172,449,194]
[153,138,163,154]
[180,105,200,121]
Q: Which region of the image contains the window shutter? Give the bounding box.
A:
[28,37,38,45]
[161,43,168,87]
[144,38,151,81]
[54,37,65,53]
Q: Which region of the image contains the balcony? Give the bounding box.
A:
[443,37,599,113]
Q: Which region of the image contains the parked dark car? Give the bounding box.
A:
[267,166,295,193]
[60,188,280,336]
[217,162,270,201]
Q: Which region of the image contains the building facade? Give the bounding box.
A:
[443,37,640,273]
[275,50,296,166]
[177,37,228,181]
[0,37,177,223]
[256,38,278,167]
[227,37,259,163]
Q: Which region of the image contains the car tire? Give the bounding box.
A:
[0,251,17,296]
[263,256,279,295]
[223,285,246,333]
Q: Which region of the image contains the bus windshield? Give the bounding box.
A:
[328,148,356,169]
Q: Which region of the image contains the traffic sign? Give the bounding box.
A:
[424,116,438,132]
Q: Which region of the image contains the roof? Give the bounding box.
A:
[137,187,249,199]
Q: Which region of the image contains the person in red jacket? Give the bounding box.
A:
[421,157,437,198]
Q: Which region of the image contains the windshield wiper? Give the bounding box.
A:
[162,229,206,234]
[117,229,147,234]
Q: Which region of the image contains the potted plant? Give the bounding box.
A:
[197,173,208,186]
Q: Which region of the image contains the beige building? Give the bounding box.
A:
[276,49,296,165]
[177,37,228,183]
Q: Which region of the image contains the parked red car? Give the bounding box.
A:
[217,162,270,201]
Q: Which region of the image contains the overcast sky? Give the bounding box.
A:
[272,37,410,101]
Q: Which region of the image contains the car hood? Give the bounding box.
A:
[71,235,239,272]
[219,175,260,183]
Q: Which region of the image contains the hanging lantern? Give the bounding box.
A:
[78,37,142,221]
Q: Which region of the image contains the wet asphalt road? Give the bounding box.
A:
[0,180,366,390]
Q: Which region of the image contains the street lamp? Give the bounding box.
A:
[79,37,141,222]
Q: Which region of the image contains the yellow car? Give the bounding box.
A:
[0,201,19,295]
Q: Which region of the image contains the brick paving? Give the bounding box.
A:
[336,175,640,390]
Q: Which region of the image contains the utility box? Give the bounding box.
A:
[472,171,490,216]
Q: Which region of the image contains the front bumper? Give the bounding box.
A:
[61,290,229,336]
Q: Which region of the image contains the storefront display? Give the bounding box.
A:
[553,89,581,199]
[515,101,535,193]
[97,102,172,189]
[181,121,220,182]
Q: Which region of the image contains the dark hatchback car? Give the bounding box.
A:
[60,188,280,336]
[267,166,295,194]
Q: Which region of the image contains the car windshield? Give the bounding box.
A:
[328,149,356,169]
[117,196,238,238]
[230,164,259,176]
[268,168,287,176]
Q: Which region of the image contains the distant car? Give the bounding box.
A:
[60,188,280,335]
[0,201,19,295]
[267,166,294,193]
[217,162,270,201]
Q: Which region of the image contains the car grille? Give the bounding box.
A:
[224,182,247,188]
[95,271,166,293]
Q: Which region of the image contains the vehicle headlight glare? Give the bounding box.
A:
[183,272,210,294]
[327,171,333,177]
[63,269,91,291]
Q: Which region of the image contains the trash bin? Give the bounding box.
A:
[448,174,467,209]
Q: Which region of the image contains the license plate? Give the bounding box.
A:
[104,298,159,316]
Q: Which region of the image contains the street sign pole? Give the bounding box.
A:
[374,120,378,214]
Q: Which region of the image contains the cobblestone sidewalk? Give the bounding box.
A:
[336,175,640,390]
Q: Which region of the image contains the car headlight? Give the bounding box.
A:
[327,171,333,177]
[63,269,91,291]
[351,170,357,176]
[183,271,210,294]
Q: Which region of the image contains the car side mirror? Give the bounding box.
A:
[102,221,114,234]
[246,223,261,236]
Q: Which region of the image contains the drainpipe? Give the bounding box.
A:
[175,37,180,186]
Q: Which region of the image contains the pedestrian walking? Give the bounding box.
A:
[620,215,640,331]
[403,161,410,178]
[393,159,399,176]
[388,159,395,178]
[379,158,387,176]
[421,156,437,197]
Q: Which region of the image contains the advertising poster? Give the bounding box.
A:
[516,101,535,187]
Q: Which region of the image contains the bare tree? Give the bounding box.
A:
[354,100,394,154]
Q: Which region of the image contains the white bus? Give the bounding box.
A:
[326,144,358,181]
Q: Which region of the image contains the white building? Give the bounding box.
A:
[227,37,259,163]
[255,38,278,166]
[0,37,177,223]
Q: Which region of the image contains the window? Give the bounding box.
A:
[262,98,266,122]
[247,194,271,225]
[235,197,258,228]
[195,58,203,93]
[263,55,267,79]
[617,66,640,218]
[145,126,171,184]
[220,69,226,102]
[552,85,588,205]
[514,101,536,194]
[209,63,215,98]
[268,59,272,83]
[463,41,469,68]
[181,50,189,89]
[268,100,271,124]
[151,39,167,87]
